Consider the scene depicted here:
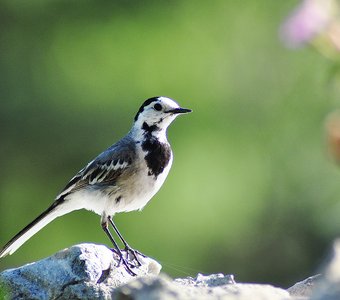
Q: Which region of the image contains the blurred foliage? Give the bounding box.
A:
[1,0,340,287]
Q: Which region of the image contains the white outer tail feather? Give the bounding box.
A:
[0,201,74,258]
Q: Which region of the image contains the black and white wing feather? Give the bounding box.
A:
[57,135,137,199]
[0,136,137,258]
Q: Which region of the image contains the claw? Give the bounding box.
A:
[109,243,146,274]
[124,246,147,266]
[112,249,138,276]
[120,258,138,276]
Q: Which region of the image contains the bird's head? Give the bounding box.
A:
[133,96,191,137]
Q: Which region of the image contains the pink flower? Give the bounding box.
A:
[280,0,336,48]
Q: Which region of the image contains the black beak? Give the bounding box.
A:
[166,107,192,114]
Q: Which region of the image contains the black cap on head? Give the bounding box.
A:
[134,97,159,122]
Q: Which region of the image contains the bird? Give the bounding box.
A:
[0,96,192,275]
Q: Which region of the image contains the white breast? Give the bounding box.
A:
[115,149,173,213]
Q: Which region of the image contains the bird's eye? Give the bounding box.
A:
[153,103,162,111]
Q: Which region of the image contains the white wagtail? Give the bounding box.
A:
[0,96,191,275]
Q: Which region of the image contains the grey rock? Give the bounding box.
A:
[0,243,161,299]
[1,242,320,300]
[114,273,291,300]
[174,272,236,286]
[310,238,340,300]
[288,274,322,298]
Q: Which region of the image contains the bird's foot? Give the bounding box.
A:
[119,256,138,276]
[111,248,138,276]
[124,245,147,266]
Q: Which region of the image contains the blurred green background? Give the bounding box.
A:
[1,0,340,287]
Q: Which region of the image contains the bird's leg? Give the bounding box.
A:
[101,221,137,276]
[107,216,146,266]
